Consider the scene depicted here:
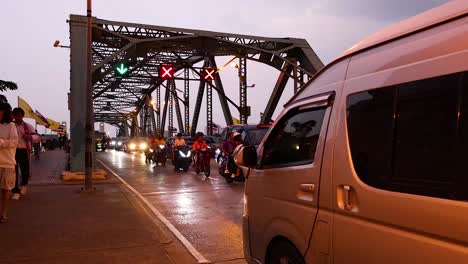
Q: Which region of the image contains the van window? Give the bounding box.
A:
[347,72,468,201]
[262,107,326,168]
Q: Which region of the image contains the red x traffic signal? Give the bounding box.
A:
[202,67,216,81]
[159,65,175,80]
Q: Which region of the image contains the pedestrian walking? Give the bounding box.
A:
[11,108,35,200]
[32,130,41,160]
[0,102,18,223]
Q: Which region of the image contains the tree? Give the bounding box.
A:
[0,80,18,92]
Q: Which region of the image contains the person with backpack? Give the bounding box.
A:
[11,108,35,200]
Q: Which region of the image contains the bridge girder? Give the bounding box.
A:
[69,15,323,171]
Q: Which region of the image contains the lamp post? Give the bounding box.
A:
[84,0,93,191]
[53,40,70,49]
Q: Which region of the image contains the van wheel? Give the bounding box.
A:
[266,240,305,264]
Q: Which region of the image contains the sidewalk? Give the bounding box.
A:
[0,150,194,264]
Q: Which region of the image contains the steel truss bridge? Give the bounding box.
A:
[68,15,323,171]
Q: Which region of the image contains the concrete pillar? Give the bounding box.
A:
[69,15,93,171]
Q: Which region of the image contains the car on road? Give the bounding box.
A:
[123,137,149,153]
[109,137,126,151]
[236,2,468,264]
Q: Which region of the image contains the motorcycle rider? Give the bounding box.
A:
[152,134,166,147]
[173,133,186,160]
[230,133,244,178]
[193,132,209,175]
[221,132,238,174]
[192,132,207,153]
[151,134,167,164]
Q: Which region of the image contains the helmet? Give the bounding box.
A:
[176,133,182,137]
[232,132,241,138]
[195,132,204,138]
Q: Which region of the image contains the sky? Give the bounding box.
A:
[0,0,449,136]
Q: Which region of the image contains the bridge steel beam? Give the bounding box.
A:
[170,80,185,134]
[261,63,293,124]
[238,57,248,124]
[209,57,233,126]
[206,82,213,136]
[168,84,174,137]
[184,68,190,135]
[191,78,206,136]
[160,84,170,135]
[156,85,161,133]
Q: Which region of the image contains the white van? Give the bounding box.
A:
[237,1,468,263]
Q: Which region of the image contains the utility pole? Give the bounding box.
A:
[84,0,93,191]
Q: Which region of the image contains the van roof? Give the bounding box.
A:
[286,1,467,107]
[340,0,468,58]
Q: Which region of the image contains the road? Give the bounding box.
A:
[97,150,246,264]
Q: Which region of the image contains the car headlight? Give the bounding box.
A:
[159,145,165,149]
[179,150,186,158]
[117,142,122,146]
[129,143,136,150]
[140,143,147,150]
[111,141,116,146]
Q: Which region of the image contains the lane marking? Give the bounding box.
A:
[97,159,210,264]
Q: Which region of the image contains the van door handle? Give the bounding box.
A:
[343,185,353,210]
[299,183,316,193]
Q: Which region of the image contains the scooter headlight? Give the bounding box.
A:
[179,150,186,158]
[187,150,191,157]
[215,149,221,155]
[149,149,154,153]
[159,145,165,149]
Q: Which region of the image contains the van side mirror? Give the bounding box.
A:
[235,145,257,168]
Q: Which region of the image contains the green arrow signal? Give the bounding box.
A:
[116,64,129,75]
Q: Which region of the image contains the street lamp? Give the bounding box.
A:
[53,40,70,49]
[230,61,239,69]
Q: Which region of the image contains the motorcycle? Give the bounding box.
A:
[153,144,167,166]
[217,152,244,183]
[194,147,211,177]
[173,145,192,172]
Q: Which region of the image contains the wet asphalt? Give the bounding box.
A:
[97,150,246,264]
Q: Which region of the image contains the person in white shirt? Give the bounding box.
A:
[11,108,35,200]
[0,103,18,223]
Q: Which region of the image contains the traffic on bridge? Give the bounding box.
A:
[1,1,468,264]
